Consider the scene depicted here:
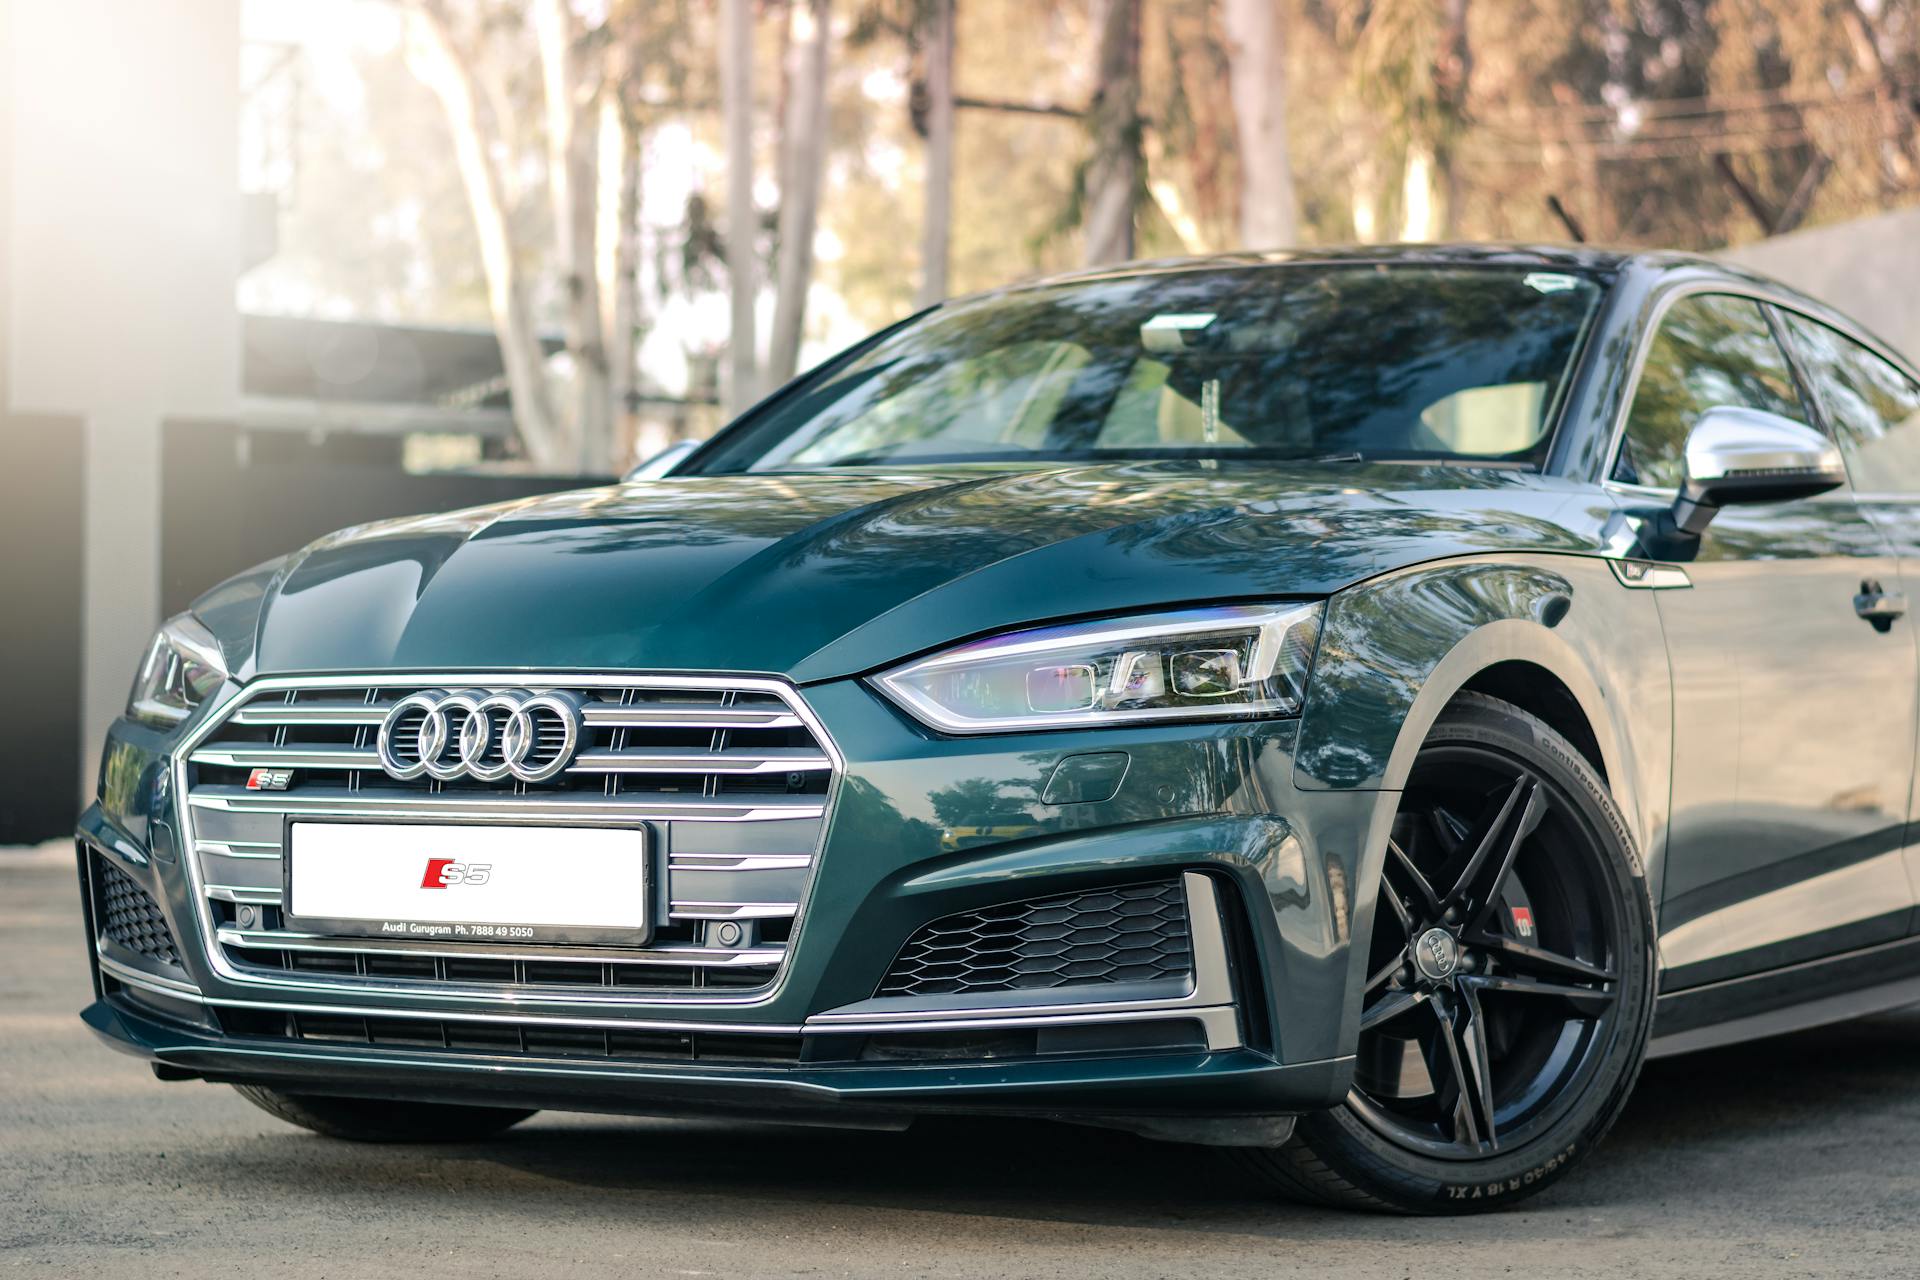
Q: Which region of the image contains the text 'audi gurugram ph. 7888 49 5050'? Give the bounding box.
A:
[77,245,1920,1213]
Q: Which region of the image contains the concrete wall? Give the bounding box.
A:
[1722,206,1920,365]
[3,0,242,808]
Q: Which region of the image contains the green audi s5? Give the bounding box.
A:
[78,245,1920,1213]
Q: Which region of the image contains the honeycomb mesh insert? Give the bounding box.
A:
[878,879,1192,997]
[95,855,181,968]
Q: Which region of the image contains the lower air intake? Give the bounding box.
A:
[94,855,181,968]
[877,878,1192,997]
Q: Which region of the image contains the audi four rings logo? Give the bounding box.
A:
[376,689,585,784]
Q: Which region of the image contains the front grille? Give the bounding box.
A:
[179,675,837,998]
[877,879,1193,997]
[93,855,182,968]
[218,1007,805,1065]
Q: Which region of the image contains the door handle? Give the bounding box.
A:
[1854,580,1907,631]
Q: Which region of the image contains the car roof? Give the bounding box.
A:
[1024,242,1638,286]
[958,243,1914,380]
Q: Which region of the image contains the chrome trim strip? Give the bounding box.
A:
[669,854,814,872]
[200,991,807,1035]
[193,743,833,776]
[215,927,784,967]
[568,748,832,775]
[191,745,381,770]
[806,872,1244,1052]
[98,951,205,999]
[207,885,283,906]
[581,704,803,730]
[171,672,846,1011]
[188,788,825,824]
[195,840,282,861]
[669,901,801,920]
[230,702,392,727]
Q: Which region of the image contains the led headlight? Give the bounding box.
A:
[127,613,228,727]
[875,602,1323,733]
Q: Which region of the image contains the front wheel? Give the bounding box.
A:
[1240,693,1655,1213]
[233,1085,537,1143]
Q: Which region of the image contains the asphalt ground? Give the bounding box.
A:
[5,845,1919,1278]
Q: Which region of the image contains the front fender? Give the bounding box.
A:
[1296,552,1672,899]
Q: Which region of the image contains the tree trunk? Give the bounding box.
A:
[915,0,955,308]
[1400,141,1440,241]
[1222,0,1297,249]
[1841,1,1917,188]
[599,95,646,467]
[1350,153,1380,241]
[768,0,831,387]
[1083,0,1141,265]
[406,2,564,470]
[535,0,611,472]
[722,0,760,416]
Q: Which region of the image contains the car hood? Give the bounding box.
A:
[230,462,1613,682]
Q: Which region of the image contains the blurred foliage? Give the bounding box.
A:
[245,0,1920,388]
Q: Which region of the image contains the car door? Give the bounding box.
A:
[1610,291,1919,990]
[1777,309,1920,935]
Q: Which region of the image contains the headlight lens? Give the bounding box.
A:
[875,602,1323,733]
[127,613,228,727]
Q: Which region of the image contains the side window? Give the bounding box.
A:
[1614,294,1810,489]
[1784,314,1920,494]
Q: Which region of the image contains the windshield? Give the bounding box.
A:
[693,264,1605,474]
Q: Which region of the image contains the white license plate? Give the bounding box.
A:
[287,822,649,943]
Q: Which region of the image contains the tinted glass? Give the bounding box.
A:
[1614,294,1809,488]
[693,266,1604,473]
[1784,314,1920,494]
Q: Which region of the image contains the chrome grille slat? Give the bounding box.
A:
[570,747,831,774]
[191,745,382,770]
[215,928,786,967]
[177,674,840,1006]
[669,901,801,920]
[669,854,815,871]
[188,787,825,823]
[582,704,802,730]
[229,701,394,726]
[207,884,283,905]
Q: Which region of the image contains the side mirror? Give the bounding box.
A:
[623,440,698,482]
[1672,406,1845,534]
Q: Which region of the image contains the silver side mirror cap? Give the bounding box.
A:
[623,439,698,482]
[1674,406,1845,534]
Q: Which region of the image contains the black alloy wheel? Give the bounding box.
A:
[1348,744,1622,1158]
[1238,693,1655,1213]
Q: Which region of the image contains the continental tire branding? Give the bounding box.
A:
[1442,1143,1579,1202]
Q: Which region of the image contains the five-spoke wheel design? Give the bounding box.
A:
[1348,742,1625,1160]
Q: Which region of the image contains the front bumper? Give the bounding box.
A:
[80,674,1387,1130]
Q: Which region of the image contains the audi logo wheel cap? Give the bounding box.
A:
[376,688,585,784]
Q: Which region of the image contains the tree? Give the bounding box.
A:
[401,0,667,472]
[1222,0,1298,248]
[915,0,956,306]
[721,0,759,416]
[535,0,613,470]
[1351,0,1472,242]
[768,0,834,385]
[404,0,566,468]
[1083,0,1142,264]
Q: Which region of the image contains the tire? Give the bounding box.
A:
[232,1085,537,1143]
[1239,692,1656,1214]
